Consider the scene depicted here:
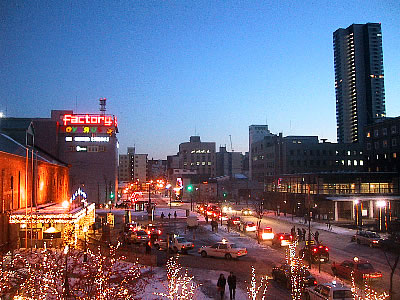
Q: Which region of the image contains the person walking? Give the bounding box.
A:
[297,228,302,242]
[217,274,226,299]
[315,230,320,243]
[174,211,177,219]
[227,272,236,300]
[302,228,307,242]
[161,212,165,219]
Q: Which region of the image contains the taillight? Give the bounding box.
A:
[313,280,317,285]
[192,244,194,247]
[158,230,161,234]
[325,247,329,251]
[237,251,241,255]
[290,235,293,239]
[280,236,284,240]
[313,248,317,252]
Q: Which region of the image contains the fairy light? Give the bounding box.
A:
[246,266,269,300]
[285,240,306,300]
[351,271,389,300]
[154,255,200,299]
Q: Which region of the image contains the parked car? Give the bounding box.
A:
[378,233,400,252]
[198,241,247,260]
[271,264,316,289]
[272,233,293,247]
[303,281,353,300]
[352,230,382,247]
[300,244,330,263]
[331,258,382,282]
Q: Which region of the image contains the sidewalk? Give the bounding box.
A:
[262,210,356,236]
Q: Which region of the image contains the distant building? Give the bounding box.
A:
[178,136,216,180]
[216,146,243,178]
[333,23,386,144]
[251,134,365,182]
[147,159,167,180]
[118,147,148,183]
[249,125,273,179]
[365,117,400,172]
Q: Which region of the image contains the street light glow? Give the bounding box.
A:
[376,200,386,208]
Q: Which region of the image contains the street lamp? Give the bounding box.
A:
[376,200,386,232]
[354,200,360,227]
[83,226,88,262]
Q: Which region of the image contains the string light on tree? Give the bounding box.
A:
[246,266,269,300]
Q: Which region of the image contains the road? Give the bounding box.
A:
[130,195,399,298]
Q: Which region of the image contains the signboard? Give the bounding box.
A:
[107,213,114,227]
[62,114,117,127]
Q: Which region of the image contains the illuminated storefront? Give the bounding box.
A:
[10,203,95,248]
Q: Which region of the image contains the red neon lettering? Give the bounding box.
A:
[90,116,98,124]
[86,115,90,123]
[105,116,112,126]
[78,116,85,123]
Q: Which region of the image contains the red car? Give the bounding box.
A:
[228,217,241,226]
[331,258,382,282]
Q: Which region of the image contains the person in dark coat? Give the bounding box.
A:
[315,230,320,243]
[227,272,236,300]
[217,274,226,299]
[302,228,307,241]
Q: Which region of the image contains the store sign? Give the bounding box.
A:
[66,136,110,142]
[62,114,117,127]
[62,126,115,135]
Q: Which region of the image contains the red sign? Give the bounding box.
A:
[62,114,117,127]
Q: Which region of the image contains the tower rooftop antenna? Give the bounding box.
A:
[99,98,107,115]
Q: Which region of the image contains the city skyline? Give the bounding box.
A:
[1,1,400,159]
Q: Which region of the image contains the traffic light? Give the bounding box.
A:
[110,192,114,199]
[223,192,227,198]
[187,185,193,191]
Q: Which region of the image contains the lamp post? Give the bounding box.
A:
[377,200,386,232]
[83,226,88,262]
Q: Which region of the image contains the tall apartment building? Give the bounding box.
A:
[118,147,148,183]
[333,23,386,144]
[178,136,216,180]
[249,125,273,179]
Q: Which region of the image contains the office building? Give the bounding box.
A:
[118,147,148,183]
[333,23,386,144]
[216,146,243,178]
[249,125,273,179]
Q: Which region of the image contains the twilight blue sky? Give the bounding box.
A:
[1,1,399,159]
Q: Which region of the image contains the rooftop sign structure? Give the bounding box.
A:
[62,114,117,127]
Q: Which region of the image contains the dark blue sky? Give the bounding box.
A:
[1,1,399,159]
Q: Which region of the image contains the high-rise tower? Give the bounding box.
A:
[333,23,386,143]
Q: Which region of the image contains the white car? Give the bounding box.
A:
[303,282,353,300]
[245,222,257,232]
[198,242,247,260]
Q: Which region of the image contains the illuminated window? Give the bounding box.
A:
[360,160,364,166]
[354,160,358,166]
[393,153,397,158]
[202,162,206,166]
[65,137,73,142]
[208,162,212,166]
[196,162,200,166]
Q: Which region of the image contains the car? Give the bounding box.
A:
[154,235,194,254]
[331,257,382,282]
[303,281,353,300]
[271,264,317,289]
[300,244,330,263]
[145,224,162,240]
[259,227,274,240]
[228,216,241,226]
[272,233,293,247]
[242,208,253,216]
[353,230,382,247]
[378,233,400,252]
[244,222,257,232]
[125,230,149,244]
[198,241,247,260]
[218,213,229,222]
[222,205,233,213]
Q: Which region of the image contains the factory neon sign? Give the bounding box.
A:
[62,114,117,127]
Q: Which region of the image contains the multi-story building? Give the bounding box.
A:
[251,134,365,182]
[118,147,148,183]
[178,136,216,180]
[365,117,400,172]
[333,23,386,144]
[216,146,243,178]
[249,125,273,179]
[147,159,167,181]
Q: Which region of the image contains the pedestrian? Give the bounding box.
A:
[297,228,302,242]
[161,212,165,219]
[302,228,306,241]
[217,274,226,299]
[215,221,219,233]
[168,212,171,219]
[227,272,236,300]
[174,211,177,219]
[205,214,209,224]
[145,242,152,255]
[315,230,320,243]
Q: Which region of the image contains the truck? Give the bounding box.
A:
[186,215,198,229]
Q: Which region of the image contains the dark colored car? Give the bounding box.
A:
[272,264,317,289]
[272,233,293,247]
[300,244,330,263]
[353,230,382,248]
[378,233,400,252]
